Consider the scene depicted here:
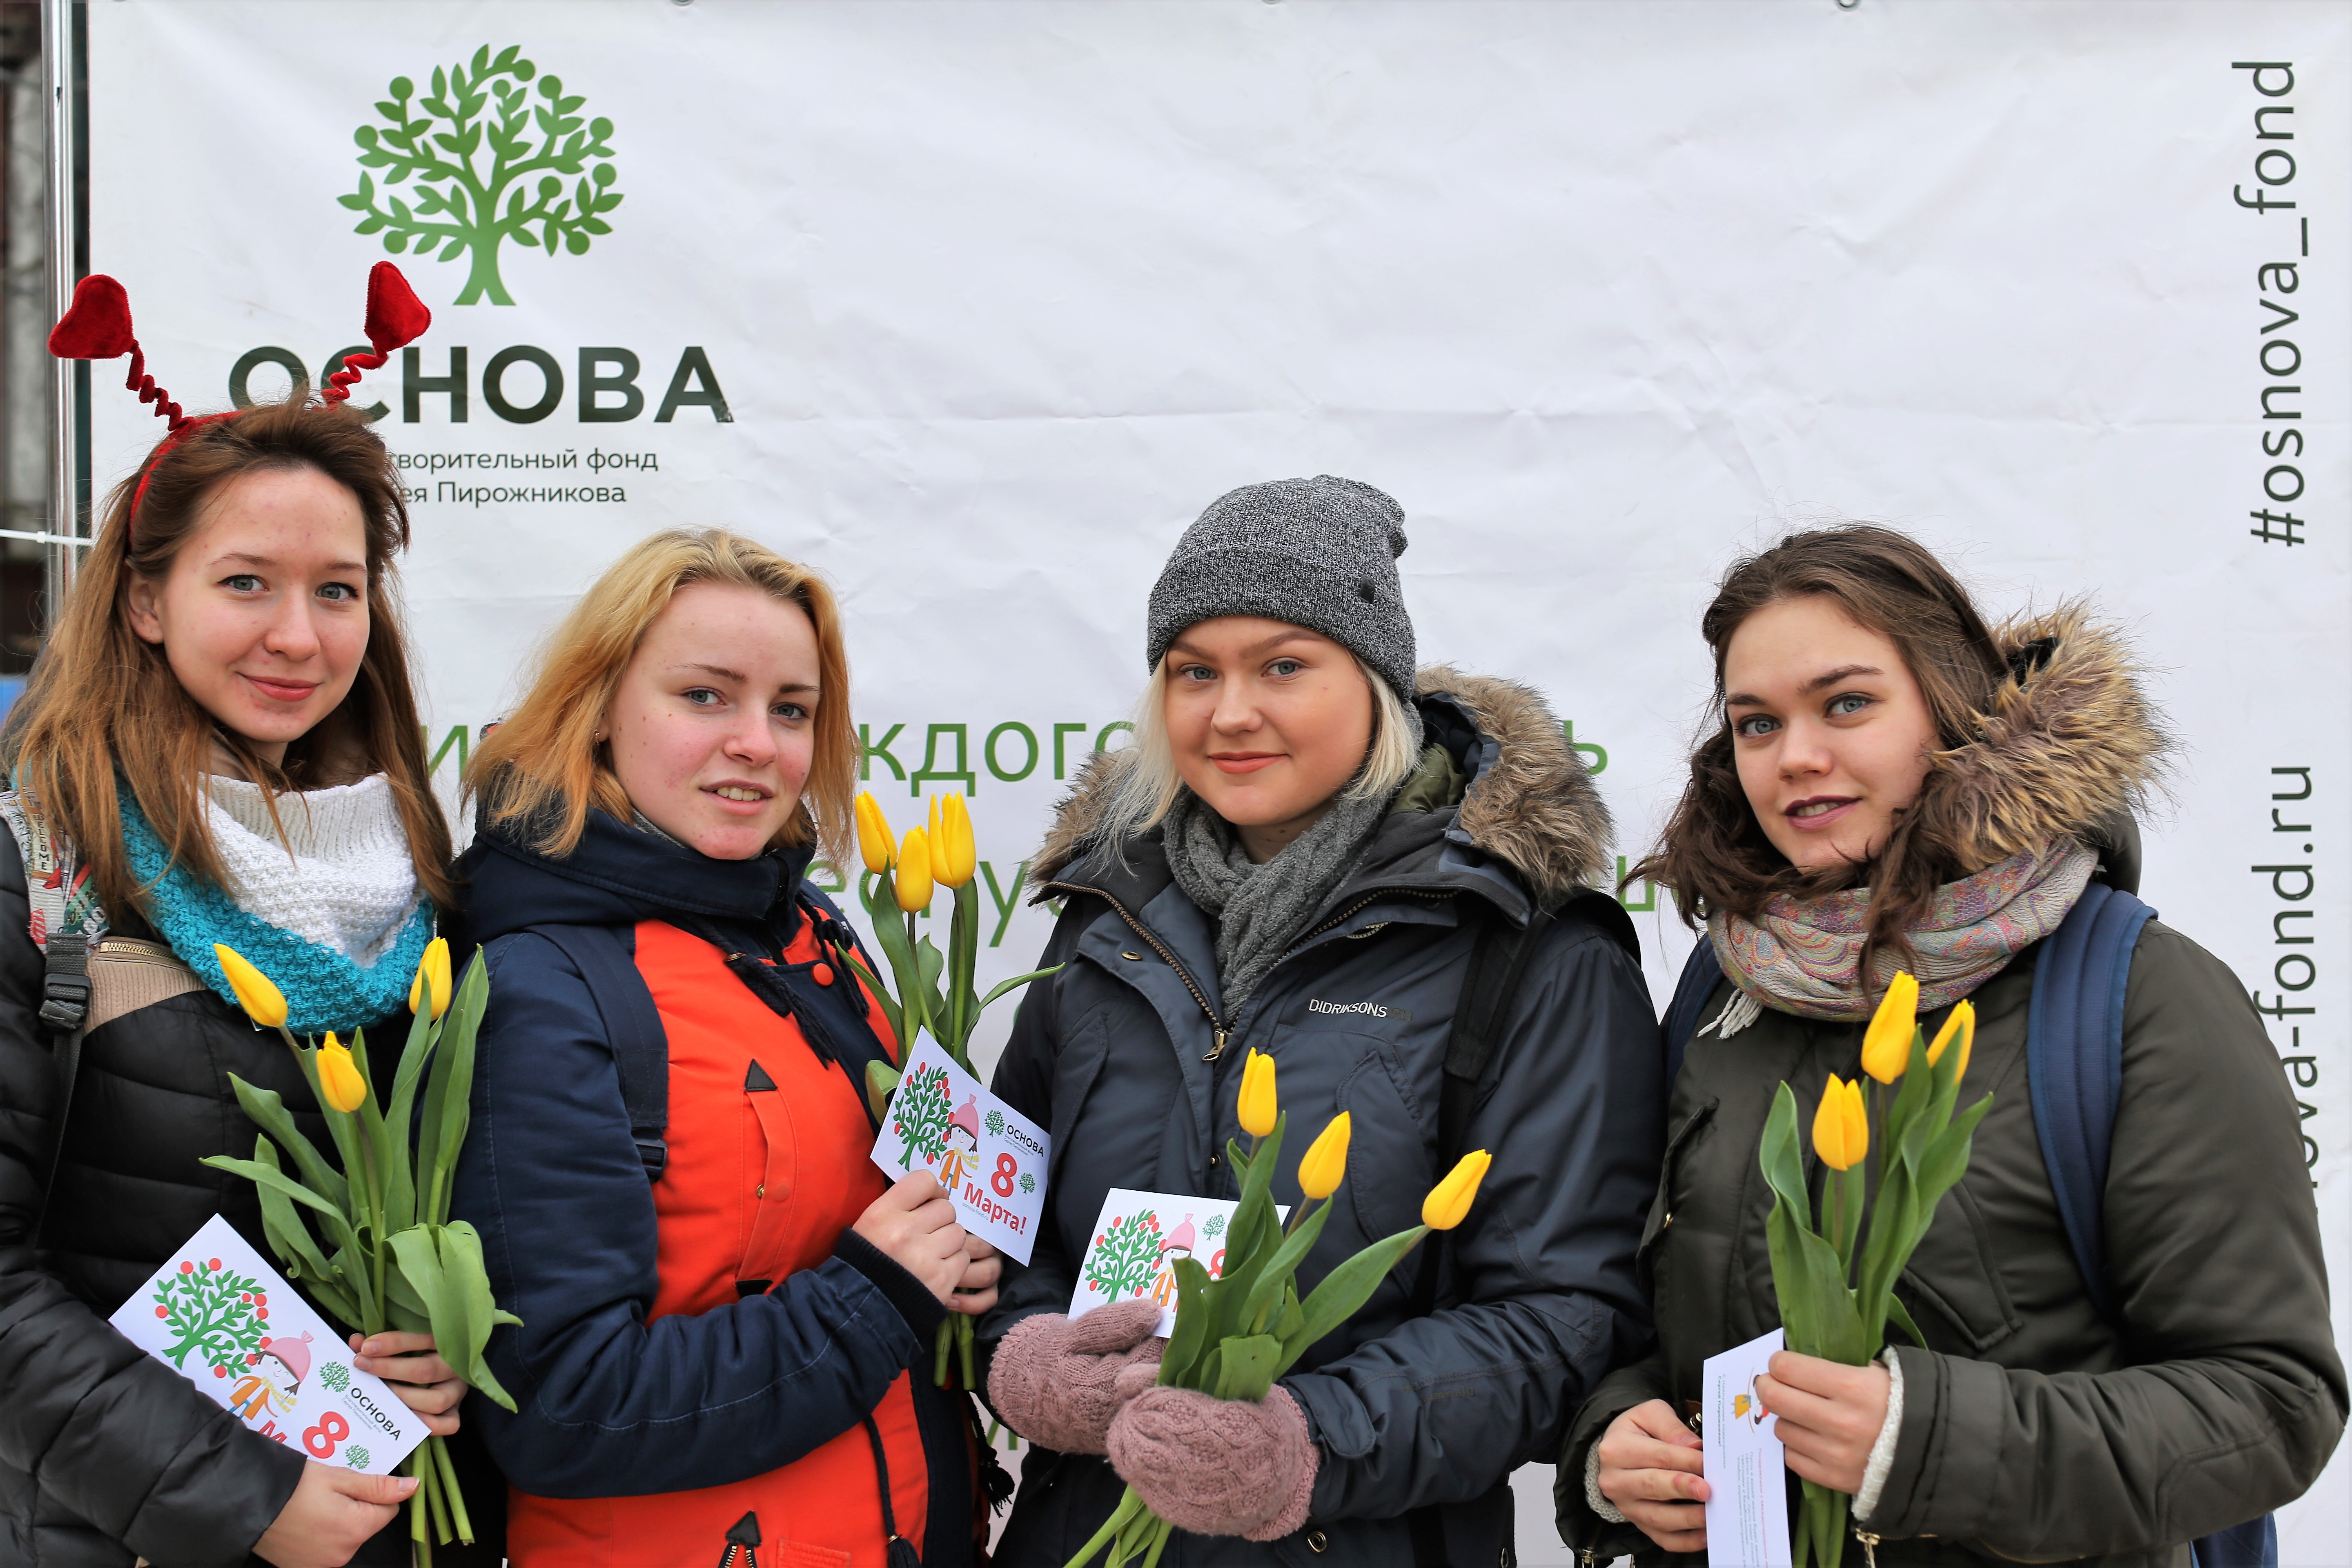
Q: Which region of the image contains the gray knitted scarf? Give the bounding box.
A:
[1162,789,1388,1019]
[1162,713,1425,1018]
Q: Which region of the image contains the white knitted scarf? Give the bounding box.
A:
[201,773,422,964]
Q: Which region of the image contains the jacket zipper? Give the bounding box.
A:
[1045,881,1451,1062]
[1042,878,1231,1058]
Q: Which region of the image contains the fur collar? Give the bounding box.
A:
[1032,665,1613,905]
[1933,603,2169,865]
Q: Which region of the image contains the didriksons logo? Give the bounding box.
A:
[342,45,623,307]
[1309,999,1393,1019]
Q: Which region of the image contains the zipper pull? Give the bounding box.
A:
[1203,1030,1228,1063]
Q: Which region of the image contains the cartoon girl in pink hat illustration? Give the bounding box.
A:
[229,1330,312,1424]
[1152,1214,1199,1307]
[940,1095,982,1189]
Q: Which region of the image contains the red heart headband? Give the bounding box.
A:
[47,261,432,532]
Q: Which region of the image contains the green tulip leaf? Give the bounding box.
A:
[1276,1225,1428,1378]
[1238,1198,1333,1336]
[1158,1257,1214,1388]
[225,1073,351,1209]
[249,1137,362,1327]
[1210,1333,1281,1403]
[1885,1292,1928,1349]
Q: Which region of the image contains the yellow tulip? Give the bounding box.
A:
[1297,1112,1352,1200]
[316,1032,369,1114]
[214,944,287,1029]
[929,792,944,855]
[408,937,452,1020]
[855,793,894,875]
[1237,1048,1278,1139]
[1859,970,1921,1085]
[1928,999,1976,1082]
[934,794,977,889]
[1421,1149,1491,1230]
[894,828,934,912]
[1812,1074,1869,1172]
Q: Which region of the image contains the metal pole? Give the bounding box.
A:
[40,0,73,617]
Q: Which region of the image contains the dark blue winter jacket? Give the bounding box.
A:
[983,670,1664,1568]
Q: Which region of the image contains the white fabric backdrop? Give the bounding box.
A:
[87,2,2350,1559]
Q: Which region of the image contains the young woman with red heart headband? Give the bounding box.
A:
[0,266,488,1568]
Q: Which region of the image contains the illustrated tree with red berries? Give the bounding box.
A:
[890,1064,954,1172]
[1083,1212,1164,1303]
[150,1257,267,1373]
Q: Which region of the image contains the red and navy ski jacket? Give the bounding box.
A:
[448,806,976,1567]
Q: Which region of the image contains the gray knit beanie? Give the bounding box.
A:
[1145,476,1417,701]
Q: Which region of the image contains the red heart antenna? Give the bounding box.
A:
[49,263,434,537]
[48,272,187,432]
[323,263,432,406]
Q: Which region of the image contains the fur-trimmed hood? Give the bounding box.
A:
[1933,603,2169,866]
[1032,664,1612,906]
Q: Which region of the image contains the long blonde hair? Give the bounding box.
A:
[467,529,856,862]
[1093,652,1420,849]
[1,396,452,917]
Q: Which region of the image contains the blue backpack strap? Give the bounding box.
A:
[2027,884,2269,1566]
[529,922,670,1181]
[1662,937,1726,1089]
[2025,881,2153,1323]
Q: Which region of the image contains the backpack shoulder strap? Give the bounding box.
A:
[529,922,670,1181]
[1662,938,1726,1090]
[2025,880,2154,1325]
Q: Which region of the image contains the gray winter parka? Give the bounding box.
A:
[982,670,1666,1568]
[1555,612,2346,1567]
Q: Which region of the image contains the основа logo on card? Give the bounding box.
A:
[225,42,727,505]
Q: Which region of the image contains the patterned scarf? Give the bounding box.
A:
[1707,837,2097,1022]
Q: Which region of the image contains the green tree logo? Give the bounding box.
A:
[1082,1212,1163,1303]
[984,1109,1006,1140]
[318,1361,352,1393]
[343,1445,371,1470]
[342,44,623,306]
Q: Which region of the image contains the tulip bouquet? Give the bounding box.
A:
[1066,1049,1491,1568]
[1760,973,1990,1568]
[844,789,1060,1387]
[196,938,518,1564]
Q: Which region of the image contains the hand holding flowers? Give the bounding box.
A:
[202,937,516,1563]
[1760,972,1988,1568]
[846,790,1060,1389]
[1064,1049,1491,1567]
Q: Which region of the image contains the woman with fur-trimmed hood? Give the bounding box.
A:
[980,477,1664,1566]
[1561,526,2345,1566]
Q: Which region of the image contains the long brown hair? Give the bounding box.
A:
[1,397,454,917]
[466,529,857,864]
[1632,525,2009,967]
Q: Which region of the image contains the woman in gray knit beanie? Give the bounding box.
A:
[979,478,1664,1566]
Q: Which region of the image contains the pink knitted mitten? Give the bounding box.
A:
[986,1301,1167,1455]
[1105,1383,1321,1542]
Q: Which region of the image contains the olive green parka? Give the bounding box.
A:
[1557,610,2345,1567]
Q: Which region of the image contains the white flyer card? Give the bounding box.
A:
[1702,1327,1795,1568]
[1067,1188,1288,1336]
[107,1214,428,1475]
[870,1036,1050,1264]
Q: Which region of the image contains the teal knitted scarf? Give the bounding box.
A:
[119,799,432,1037]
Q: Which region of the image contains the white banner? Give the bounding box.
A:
[87,3,2351,1559]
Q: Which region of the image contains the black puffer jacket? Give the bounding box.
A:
[0,830,456,1568]
[1557,612,2346,1566]
[983,670,1666,1568]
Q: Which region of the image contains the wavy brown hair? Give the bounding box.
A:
[1631,525,2010,970]
[466,529,855,864]
[1,397,454,917]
